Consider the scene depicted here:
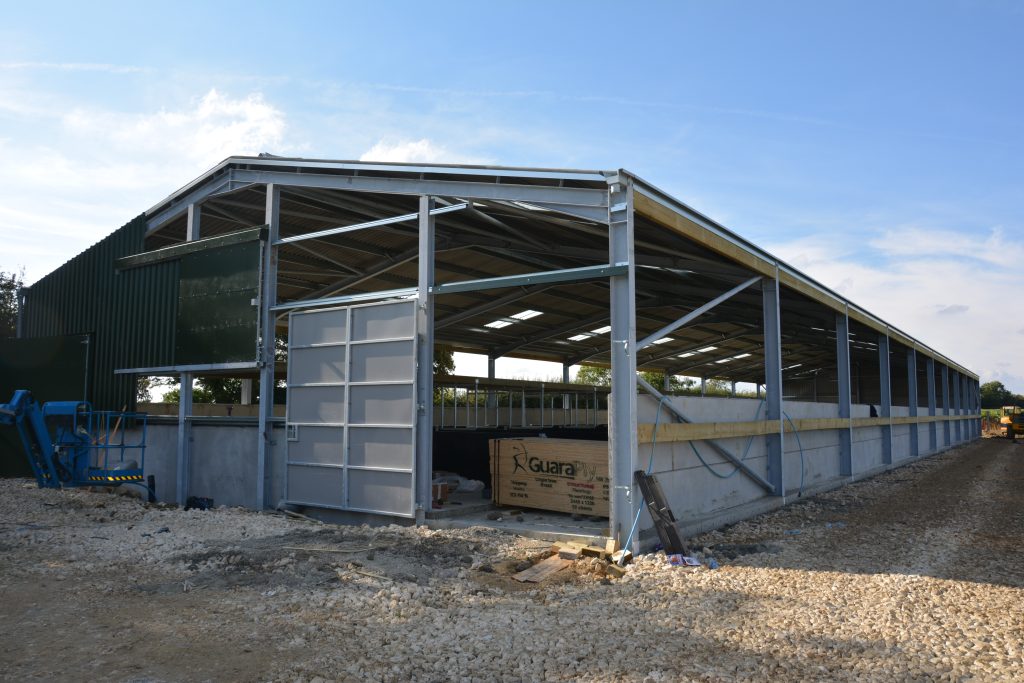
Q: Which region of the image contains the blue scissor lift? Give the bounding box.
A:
[0,390,148,492]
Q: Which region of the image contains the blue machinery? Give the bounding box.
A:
[0,390,148,491]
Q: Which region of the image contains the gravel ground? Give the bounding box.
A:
[1,437,1022,682]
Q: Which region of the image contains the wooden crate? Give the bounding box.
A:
[489,438,609,516]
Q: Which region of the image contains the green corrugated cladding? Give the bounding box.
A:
[21,214,179,410]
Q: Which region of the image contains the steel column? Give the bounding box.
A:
[186,203,201,241]
[762,274,784,495]
[974,380,981,438]
[415,196,436,522]
[878,334,892,465]
[608,178,639,550]
[836,311,853,477]
[175,203,201,506]
[908,348,919,458]
[256,185,280,509]
[941,365,951,446]
[562,363,570,414]
[926,357,937,453]
[953,372,962,442]
[176,372,192,505]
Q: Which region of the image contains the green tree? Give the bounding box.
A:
[572,366,697,394]
[434,344,455,376]
[574,365,610,386]
[0,268,25,338]
[980,380,1015,409]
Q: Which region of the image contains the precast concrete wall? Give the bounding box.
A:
[635,393,977,541]
[138,422,286,509]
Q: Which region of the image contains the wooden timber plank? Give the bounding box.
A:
[636,414,983,443]
[788,417,849,431]
[637,420,778,444]
[512,555,572,583]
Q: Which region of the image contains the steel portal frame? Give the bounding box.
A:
[138,157,982,550]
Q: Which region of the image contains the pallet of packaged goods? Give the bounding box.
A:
[489,437,609,516]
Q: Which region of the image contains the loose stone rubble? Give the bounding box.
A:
[1,437,1022,682]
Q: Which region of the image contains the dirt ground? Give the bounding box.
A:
[1,437,1022,682]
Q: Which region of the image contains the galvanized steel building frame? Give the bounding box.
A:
[19,156,982,549]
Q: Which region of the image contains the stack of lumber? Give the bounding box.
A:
[512,538,629,582]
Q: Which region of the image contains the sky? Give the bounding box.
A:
[1,1,1021,392]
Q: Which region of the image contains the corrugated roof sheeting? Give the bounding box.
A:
[22,214,178,409]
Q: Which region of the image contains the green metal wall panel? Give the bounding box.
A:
[20,214,178,410]
[175,241,260,365]
[0,334,90,476]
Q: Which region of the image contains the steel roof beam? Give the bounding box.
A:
[432,264,627,296]
[435,285,551,330]
[490,311,611,359]
[637,276,762,351]
[275,203,468,246]
[637,331,753,366]
[229,169,610,221]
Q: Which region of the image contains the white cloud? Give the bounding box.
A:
[869,225,1024,269]
[0,88,291,283]
[768,227,1024,393]
[62,88,286,166]
[360,137,490,165]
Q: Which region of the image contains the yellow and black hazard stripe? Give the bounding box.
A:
[87,474,144,482]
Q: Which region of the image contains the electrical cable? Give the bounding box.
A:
[618,395,668,560]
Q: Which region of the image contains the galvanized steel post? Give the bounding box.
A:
[256,185,280,509]
[762,271,784,495]
[878,334,892,465]
[941,365,951,446]
[176,371,193,505]
[907,348,919,458]
[415,195,436,523]
[836,311,853,476]
[953,372,962,442]
[176,203,201,506]
[607,176,638,550]
[926,357,937,453]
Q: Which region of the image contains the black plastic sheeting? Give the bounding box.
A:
[0,334,89,476]
[432,425,608,485]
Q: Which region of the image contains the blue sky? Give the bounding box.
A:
[1,1,1021,391]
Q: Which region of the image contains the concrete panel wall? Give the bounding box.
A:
[141,422,286,508]
[636,393,976,540]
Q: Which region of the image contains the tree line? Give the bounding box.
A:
[980,381,1024,409]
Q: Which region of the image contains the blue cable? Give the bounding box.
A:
[783,411,806,497]
[689,399,764,479]
[619,395,668,560]
[621,396,809,559]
